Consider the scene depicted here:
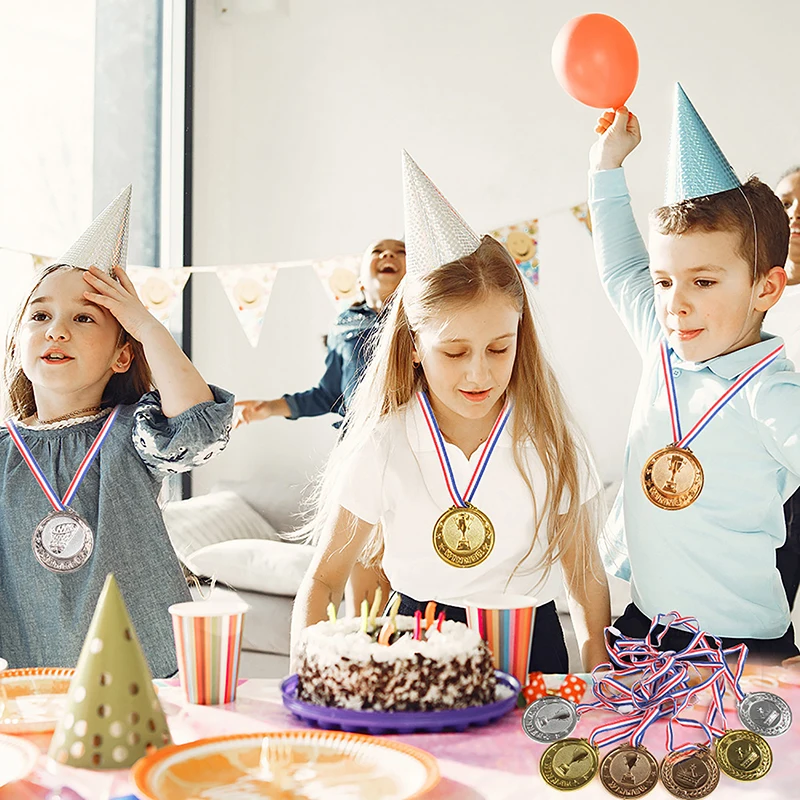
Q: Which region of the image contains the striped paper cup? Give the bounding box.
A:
[168,599,249,705]
[463,593,537,687]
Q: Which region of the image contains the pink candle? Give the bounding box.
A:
[414,610,422,640]
[436,610,445,632]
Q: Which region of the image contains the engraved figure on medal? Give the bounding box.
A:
[522,696,577,743]
[660,748,719,798]
[600,745,659,797]
[641,446,704,510]
[540,739,598,790]
[738,691,792,737]
[433,504,495,568]
[33,508,94,573]
[716,730,772,781]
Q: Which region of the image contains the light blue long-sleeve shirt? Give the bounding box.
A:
[591,167,800,639]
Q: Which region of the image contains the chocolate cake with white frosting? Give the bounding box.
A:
[296,616,496,712]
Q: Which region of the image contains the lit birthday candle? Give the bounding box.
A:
[413,610,423,640]
[424,601,436,630]
[326,602,337,623]
[389,593,401,626]
[368,587,383,627]
[378,621,395,645]
[360,599,369,633]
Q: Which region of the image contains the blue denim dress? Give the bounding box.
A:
[0,386,233,677]
[283,301,378,420]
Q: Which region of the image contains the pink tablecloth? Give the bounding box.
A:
[5,667,800,799]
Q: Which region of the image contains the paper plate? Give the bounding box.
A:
[0,733,40,786]
[282,671,520,734]
[0,668,74,734]
[131,730,439,800]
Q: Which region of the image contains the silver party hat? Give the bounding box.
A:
[57,185,132,273]
[665,84,740,205]
[402,151,481,277]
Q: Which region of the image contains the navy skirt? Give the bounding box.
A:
[395,593,570,673]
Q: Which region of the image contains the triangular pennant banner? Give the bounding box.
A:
[128,266,190,324]
[311,254,362,305]
[490,218,539,287]
[217,263,281,348]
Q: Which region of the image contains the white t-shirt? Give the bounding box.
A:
[764,282,800,369]
[333,400,600,606]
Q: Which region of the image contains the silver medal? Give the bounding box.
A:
[522,695,578,743]
[737,691,792,737]
[33,508,94,573]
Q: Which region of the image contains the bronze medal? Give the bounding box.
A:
[660,747,719,798]
[715,729,772,781]
[641,446,704,510]
[599,745,659,797]
[540,738,599,791]
[432,503,494,568]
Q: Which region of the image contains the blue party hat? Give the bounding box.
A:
[665,84,740,205]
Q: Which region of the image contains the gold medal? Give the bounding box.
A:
[660,747,719,798]
[715,729,772,781]
[540,738,599,791]
[599,745,659,797]
[432,503,494,568]
[641,446,704,510]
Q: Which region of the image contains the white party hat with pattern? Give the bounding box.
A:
[57,185,132,274]
[402,151,481,277]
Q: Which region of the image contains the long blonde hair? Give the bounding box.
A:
[3,264,152,418]
[309,235,603,588]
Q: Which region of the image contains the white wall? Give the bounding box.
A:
[190,0,800,497]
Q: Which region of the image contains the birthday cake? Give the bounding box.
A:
[296,615,497,712]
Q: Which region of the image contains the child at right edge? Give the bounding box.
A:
[590,85,800,664]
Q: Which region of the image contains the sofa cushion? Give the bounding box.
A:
[163,490,280,563]
[184,538,316,598]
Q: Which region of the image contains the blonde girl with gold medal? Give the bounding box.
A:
[291,153,611,674]
[0,188,234,676]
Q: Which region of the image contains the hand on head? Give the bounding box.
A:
[589,106,642,173]
[82,265,159,343]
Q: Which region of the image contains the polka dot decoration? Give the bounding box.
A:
[47,574,172,770]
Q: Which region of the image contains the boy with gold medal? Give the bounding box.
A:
[590,85,800,662]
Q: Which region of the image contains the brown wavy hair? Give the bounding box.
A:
[3,265,152,418]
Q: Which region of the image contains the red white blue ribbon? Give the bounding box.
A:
[661,341,784,448]
[577,611,748,752]
[416,391,512,508]
[5,407,120,511]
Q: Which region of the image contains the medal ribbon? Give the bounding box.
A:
[578,612,746,751]
[416,391,512,508]
[5,407,120,511]
[661,341,784,448]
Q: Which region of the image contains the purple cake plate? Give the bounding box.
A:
[280,670,520,735]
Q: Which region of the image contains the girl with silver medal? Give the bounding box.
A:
[0,187,234,676]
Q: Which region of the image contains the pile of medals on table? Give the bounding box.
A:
[521,613,793,797]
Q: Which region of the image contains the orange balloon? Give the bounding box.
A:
[552,14,639,109]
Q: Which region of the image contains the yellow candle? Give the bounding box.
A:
[326,602,337,623]
[389,593,402,626]
[360,599,369,633]
[368,587,383,626]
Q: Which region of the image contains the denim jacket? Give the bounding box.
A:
[283,301,379,421]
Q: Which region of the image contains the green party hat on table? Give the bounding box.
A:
[48,574,172,770]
